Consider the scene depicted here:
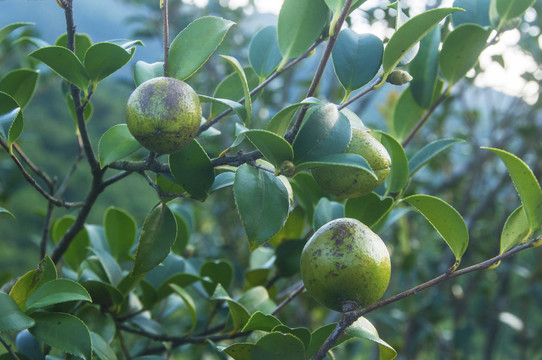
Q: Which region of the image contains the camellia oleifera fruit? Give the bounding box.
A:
[300,218,390,312]
[311,127,391,198]
[126,77,201,154]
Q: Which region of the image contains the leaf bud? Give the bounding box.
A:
[386,70,413,86]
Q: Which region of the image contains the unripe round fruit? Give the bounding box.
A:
[311,128,391,198]
[300,218,390,312]
[126,77,201,154]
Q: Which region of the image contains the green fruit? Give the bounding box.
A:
[311,127,391,198]
[300,218,390,312]
[126,77,201,154]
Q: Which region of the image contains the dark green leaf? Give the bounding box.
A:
[98,125,141,168]
[409,139,465,176]
[237,286,276,315]
[234,164,290,251]
[169,284,197,332]
[132,203,178,276]
[134,61,164,87]
[392,86,425,142]
[222,343,254,360]
[249,26,282,78]
[0,69,40,108]
[344,317,397,360]
[171,209,191,255]
[15,330,43,360]
[52,216,89,269]
[265,97,322,137]
[403,194,469,261]
[200,259,234,295]
[500,206,530,255]
[29,312,92,360]
[90,248,123,286]
[275,239,306,277]
[345,193,394,229]
[24,279,91,312]
[91,332,118,360]
[55,33,92,62]
[0,22,34,45]
[29,46,90,90]
[81,280,123,308]
[289,172,328,221]
[84,42,137,83]
[242,311,283,332]
[409,26,440,109]
[210,284,250,331]
[0,292,35,331]
[313,198,344,231]
[168,16,235,80]
[269,206,305,247]
[376,131,409,194]
[244,130,294,169]
[452,0,491,27]
[252,332,306,360]
[104,206,137,261]
[169,140,215,201]
[272,325,311,350]
[210,172,235,193]
[0,91,23,153]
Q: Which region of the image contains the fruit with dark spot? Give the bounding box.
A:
[126,77,201,154]
[300,218,390,312]
[311,127,391,198]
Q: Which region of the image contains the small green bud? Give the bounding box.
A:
[279,160,296,177]
[386,70,413,86]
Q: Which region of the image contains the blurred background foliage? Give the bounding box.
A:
[1,0,542,358]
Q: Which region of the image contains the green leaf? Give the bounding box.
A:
[439,24,490,86]
[493,0,536,21]
[29,312,92,360]
[168,16,236,80]
[376,131,409,194]
[296,153,376,175]
[91,332,118,360]
[90,248,123,286]
[169,140,215,201]
[55,33,93,63]
[382,7,462,75]
[210,171,236,193]
[275,239,305,277]
[29,46,90,90]
[244,130,294,169]
[403,194,469,262]
[392,86,425,141]
[66,92,93,124]
[210,284,250,331]
[98,124,141,167]
[84,42,137,83]
[252,332,306,360]
[0,69,40,108]
[269,206,306,247]
[52,216,89,269]
[0,22,33,45]
[345,193,394,229]
[344,317,397,360]
[0,292,35,331]
[222,343,254,360]
[220,55,252,126]
[313,198,344,231]
[289,172,328,221]
[234,165,290,251]
[200,259,234,295]
[277,0,329,66]
[81,280,123,308]
[24,279,91,313]
[132,203,178,276]
[200,95,247,124]
[242,311,283,332]
[500,206,530,255]
[0,206,14,218]
[169,284,197,332]
[484,147,542,231]
[9,256,57,308]
[409,139,465,176]
[249,26,282,78]
[265,97,322,137]
[237,286,276,314]
[332,29,383,93]
[409,26,440,109]
[272,325,311,351]
[134,61,164,87]
[0,91,23,153]
[104,206,137,261]
[170,206,192,255]
[292,104,351,164]
[452,0,491,27]
[306,323,337,358]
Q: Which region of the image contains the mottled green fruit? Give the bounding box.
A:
[311,128,391,198]
[300,218,390,312]
[126,77,201,154]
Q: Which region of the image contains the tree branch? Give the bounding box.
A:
[401,91,448,147]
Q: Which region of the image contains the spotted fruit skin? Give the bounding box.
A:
[300,218,390,312]
[311,127,391,198]
[126,77,201,154]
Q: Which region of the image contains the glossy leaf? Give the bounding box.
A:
[277,0,329,66]
[169,140,215,201]
[55,33,92,62]
[15,330,43,360]
[376,131,409,194]
[24,279,91,312]
[409,26,440,109]
[210,171,235,193]
[345,193,394,229]
[344,317,397,360]
[325,0,367,35]
[200,259,234,295]
[234,164,290,251]
[452,0,491,27]
[265,97,322,137]
[29,46,90,90]
[409,139,465,176]
[104,206,137,261]
[493,0,536,21]
[383,7,462,75]
[306,323,337,358]
[0,69,40,108]
[252,332,306,360]
[91,332,118,360]
[168,16,236,80]
[244,130,294,169]
[9,256,57,308]
[84,42,137,83]
[292,104,351,164]
[209,66,259,120]
[211,284,250,331]
[170,284,197,332]
[0,292,35,331]
[98,124,141,167]
[134,61,164,86]
[249,26,282,78]
[221,55,253,126]
[0,22,33,45]
[403,194,469,261]
[484,147,542,231]
[500,206,530,255]
[0,91,23,152]
[439,24,490,86]
[29,312,92,360]
[313,198,344,231]
[222,342,254,359]
[52,216,89,269]
[200,95,246,124]
[332,29,383,93]
[132,203,178,276]
[90,248,123,286]
[242,311,283,332]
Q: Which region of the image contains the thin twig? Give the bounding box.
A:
[0,334,19,360]
[162,0,169,76]
[337,78,382,111]
[272,282,305,316]
[138,171,187,198]
[102,170,133,188]
[13,143,53,185]
[401,92,448,147]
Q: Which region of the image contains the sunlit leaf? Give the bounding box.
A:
[98,124,141,168]
[29,46,90,90]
